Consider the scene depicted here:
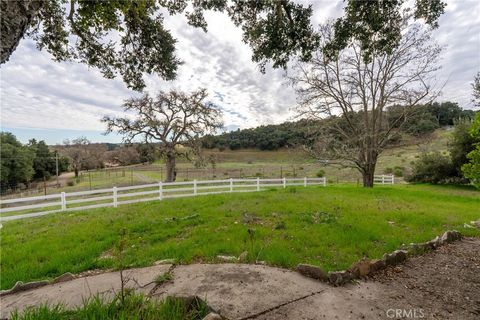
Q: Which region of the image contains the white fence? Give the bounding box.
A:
[0,177,327,222]
[374,175,395,185]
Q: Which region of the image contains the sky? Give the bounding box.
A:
[1,0,479,145]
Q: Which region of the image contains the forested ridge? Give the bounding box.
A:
[201,102,476,151]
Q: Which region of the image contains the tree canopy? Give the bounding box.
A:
[1,0,446,90]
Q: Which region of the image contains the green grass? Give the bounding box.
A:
[1,129,453,199]
[1,184,479,290]
[10,292,209,320]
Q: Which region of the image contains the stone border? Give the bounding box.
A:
[0,272,76,297]
[296,230,464,286]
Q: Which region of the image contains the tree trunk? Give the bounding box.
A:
[361,148,378,188]
[74,167,79,178]
[362,167,375,187]
[1,0,43,64]
[165,151,176,182]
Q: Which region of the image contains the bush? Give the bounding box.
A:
[316,170,325,178]
[67,180,75,187]
[393,166,404,177]
[384,167,393,174]
[407,152,456,184]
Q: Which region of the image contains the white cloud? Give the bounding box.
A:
[0,0,478,142]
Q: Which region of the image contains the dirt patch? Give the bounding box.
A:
[255,238,480,320]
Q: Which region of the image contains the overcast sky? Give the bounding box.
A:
[1,0,479,144]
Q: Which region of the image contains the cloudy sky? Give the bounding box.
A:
[1,0,479,144]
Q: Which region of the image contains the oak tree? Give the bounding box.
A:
[1,1,445,90]
[292,19,442,187]
[102,88,223,182]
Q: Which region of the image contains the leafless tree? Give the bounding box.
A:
[61,137,104,177]
[102,88,223,182]
[291,20,442,187]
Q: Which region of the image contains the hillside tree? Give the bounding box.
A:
[61,137,100,177]
[28,139,57,179]
[102,88,223,182]
[0,132,35,191]
[1,1,445,90]
[291,19,442,187]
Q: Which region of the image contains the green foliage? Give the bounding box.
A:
[28,139,56,179]
[3,1,319,90]
[203,103,473,151]
[393,167,404,178]
[324,0,445,62]
[316,170,325,178]
[407,152,456,184]
[0,132,35,191]
[449,118,477,175]
[462,113,480,188]
[10,292,209,320]
[408,116,479,184]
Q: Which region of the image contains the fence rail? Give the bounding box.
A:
[0,177,327,222]
[374,175,395,185]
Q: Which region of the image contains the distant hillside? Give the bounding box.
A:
[201,102,476,151]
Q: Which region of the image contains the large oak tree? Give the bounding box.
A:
[292,18,442,187]
[102,88,223,182]
[1,0,445,90]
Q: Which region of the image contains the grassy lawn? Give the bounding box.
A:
[1,184,479,290]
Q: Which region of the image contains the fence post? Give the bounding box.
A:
[382,175,385,185]
[391,175,395,184]
[323,177,327,187]
[283,177,286,188]
[113,187,118,208]
[304,177,307,187]
[230,178,233,192]
[61,192,66,211]
[159,181,163,200]
[256,177,260,191]
[193,180,197,195]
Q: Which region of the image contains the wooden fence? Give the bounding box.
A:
[0,177,327,222]
[374,175,395,185]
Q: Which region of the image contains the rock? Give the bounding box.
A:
[426,236,441,249]
[203,312,223,320]
[368,259,386,273]
[349,259,371,278]
[328,271,352,286]
[52,272,75,284]
[154,259,176,265]
[296,264,328,281]
[255,260,267,265]
[238,251,248,262]
[216,255,238,262]
[383,250,407,266]
[0,280,50,296]
[440,230,462,244]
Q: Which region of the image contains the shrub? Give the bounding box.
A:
[67,180,75,187]
[384,167,393,174]
[316,170,325,178]
[407,152,456,184]
[393,167,404,177]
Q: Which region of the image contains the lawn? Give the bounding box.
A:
[1,184,479,290]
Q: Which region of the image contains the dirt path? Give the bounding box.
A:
[1,238,479,319]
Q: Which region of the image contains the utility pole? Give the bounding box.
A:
[55,151,59,188]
